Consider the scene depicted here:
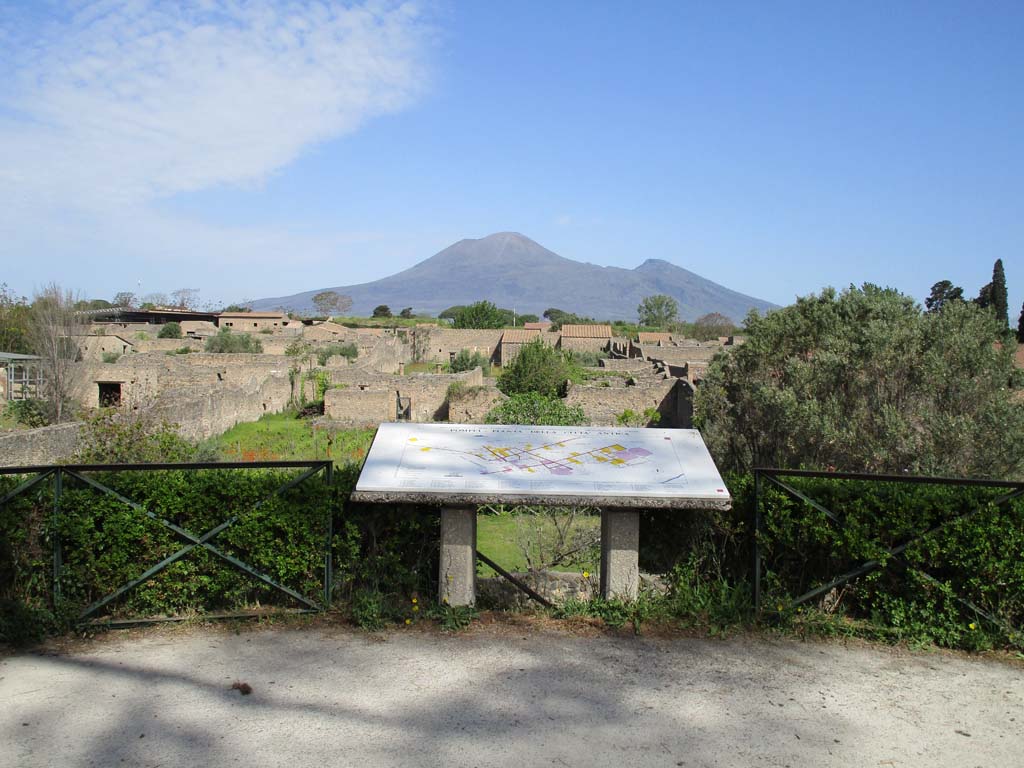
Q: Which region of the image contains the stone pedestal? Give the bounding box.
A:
[439,507,477,606]
[600,510,639,601]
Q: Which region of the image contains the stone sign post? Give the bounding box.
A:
[351,423,731,605]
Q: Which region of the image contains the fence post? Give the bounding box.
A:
[753,469,762,613]
[52,468,63,605]
[324,462,334,608]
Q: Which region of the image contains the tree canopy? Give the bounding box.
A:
[453,300,505,329]
[372,304,392,318]
[695,284,1024,478]
[312,291,353,318]
[693,312,735,340]
[924,280,964,313]
[637,294,679,327]
[497,338,571,398]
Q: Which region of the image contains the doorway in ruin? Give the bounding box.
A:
[98,381,122,407]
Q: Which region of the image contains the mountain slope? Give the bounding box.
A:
[251,232,778,322]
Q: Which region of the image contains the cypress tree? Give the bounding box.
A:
[992,259,1008,327]
[1017,301,1024,344]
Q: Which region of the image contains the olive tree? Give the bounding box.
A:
[696,284,1024,478]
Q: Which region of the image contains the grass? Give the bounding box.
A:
[208,411,375,465]
[476,513,599,577]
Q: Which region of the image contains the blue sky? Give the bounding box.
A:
[1,0,1021,318]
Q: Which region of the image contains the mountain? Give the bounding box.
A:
[250,232,778,322]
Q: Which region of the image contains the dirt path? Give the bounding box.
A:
[1,622,1021,768]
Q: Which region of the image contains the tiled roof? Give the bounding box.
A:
[523,321,552,330]
[501,329,541,343]
[560,324,613,338]
[637,332,672,344]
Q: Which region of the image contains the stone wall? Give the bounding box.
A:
[69,354,295,440]
[564,378,692,427]
[0,423,82,467]
[598,358,651,372]
[413,329,504,364]
[78,335,135,361]
[324,367,485,426]
[559,337,610,354]
[131,338,203,354]
[448,384,507,423]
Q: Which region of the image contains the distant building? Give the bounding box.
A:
[0,352,43,402]
[559,324,613,353]
[499,328,542,365]
[523,321,552,331]
[217,312,290,331]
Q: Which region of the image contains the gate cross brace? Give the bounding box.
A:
[761,473,1024,640]
[70,467,325,621]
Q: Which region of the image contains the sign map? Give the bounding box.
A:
[356,423,729,501]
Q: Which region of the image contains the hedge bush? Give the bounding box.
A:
[641,473,1024,650]
[0,463,439,644]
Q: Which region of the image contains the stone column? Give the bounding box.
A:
[439,507,477,606]
[600,510,639,601]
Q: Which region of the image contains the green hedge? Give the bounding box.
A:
[641,473,1024,650]
[0,464,439,644]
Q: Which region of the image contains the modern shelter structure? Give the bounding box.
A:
[0,352,43,403]
[352,422,731,605]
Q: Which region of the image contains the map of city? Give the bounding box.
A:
[356,423,729,501]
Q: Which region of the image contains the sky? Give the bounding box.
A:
[1,0,1021,317]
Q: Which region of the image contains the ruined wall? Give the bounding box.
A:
[78,336,135,361]
[564,379,692,428]
[69,354,295,440]
[559,337,610,353]
[448,384,507,424]
[0,423,82,467]
[414,329,503,364]
[131,338,203,354]
[598,358,651,372]
[324,368,485,426]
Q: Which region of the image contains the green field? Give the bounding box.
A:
[476,512,599,577]
[209,412,598,577]
[209,411,375,465]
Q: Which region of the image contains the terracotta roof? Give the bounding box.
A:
[560,324,612,339]
[502,329,541,344]
[637,332,672,344]
[523,321,552,330]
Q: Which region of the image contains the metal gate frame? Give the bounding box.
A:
[0,460,335,626]
[753,468,1024,639]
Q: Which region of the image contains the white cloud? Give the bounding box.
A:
[1,0,431,207]
[0,0,433,298]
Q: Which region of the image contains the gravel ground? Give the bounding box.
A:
[1,621,1022,768]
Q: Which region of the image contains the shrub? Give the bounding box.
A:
[73,410,210,464]
[316,342,358,366]
[485,393,587,426]
[498,339,571,397]
[101,352,120,364]
[616,408,661,427]
[453,300,505,329]
[157,322,182,339]
[205,328,263,353]
[450,348,489,373]
[0,459,440,634]
[3,399,50,428]
[696,285,1024,476]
